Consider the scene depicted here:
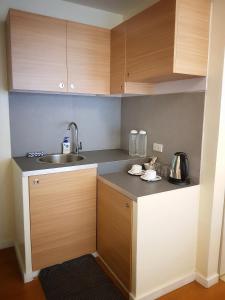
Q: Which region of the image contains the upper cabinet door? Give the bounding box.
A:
[67,22,110,95]
[7,10,67,93]
[110,23,126,94]
[126,0,211,83]
[173,0,211,76]
[126,0,176,83]
[110,22,153,96]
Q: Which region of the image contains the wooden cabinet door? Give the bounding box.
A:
[126,0,176,83]
[174,0,211,76]
[29,168,96,271]
[8,10,67,92]
[126,0,210,83]
[97,179,132,290]
[67,22,110,95]
[110,23,153,95]
[110,23,126,94]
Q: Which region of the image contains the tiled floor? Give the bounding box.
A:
[1,247,225,300]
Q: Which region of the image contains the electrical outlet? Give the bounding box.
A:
[153,143,163,153]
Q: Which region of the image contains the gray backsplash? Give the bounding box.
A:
[9,91,205,181]
[121,93,205,181]
[9,93,121,156]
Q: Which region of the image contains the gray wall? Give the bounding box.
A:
[121,93,205,180]
[9,93,121,156]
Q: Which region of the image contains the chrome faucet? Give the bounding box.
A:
[67,122,82,155]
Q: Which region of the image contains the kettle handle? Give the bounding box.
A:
[180,153,189,181]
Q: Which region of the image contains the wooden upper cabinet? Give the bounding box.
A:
[174,0,211,76]
[126,0,211,83]
[110,23,153,95]
[110,23,126,94]
[7,10,68,92]
[67,22,110,95]
[7,1,211,94]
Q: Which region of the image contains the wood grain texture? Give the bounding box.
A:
[0,248,45,300]
[126,0,176,83]
[110,23,126,94]
[67,21,110,95]
[96,257,129,299]
[174,0,211,76]
[124,82,154,95]
[110,22,153,95]
[125,0,210,83]
[29,168,97,271]
[97,179,133,291]
[8,10,68,92]
[6,14,13,90]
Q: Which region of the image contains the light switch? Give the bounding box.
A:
[153,143,163,153]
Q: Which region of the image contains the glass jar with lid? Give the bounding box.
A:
[129,130,138,156]
[137,130,147,157]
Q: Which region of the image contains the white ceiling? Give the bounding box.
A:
[63,0,157,15]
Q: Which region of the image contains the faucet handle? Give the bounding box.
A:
[79,142,83,151]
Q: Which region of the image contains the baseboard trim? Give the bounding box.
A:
[134,271,219,300]
[135,273,196,300]
[0,240,14,250]
[14,242,36,283]
[195,272,219,288]
[14,243,26,280]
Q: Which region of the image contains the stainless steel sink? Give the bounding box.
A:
[37,154,85,164]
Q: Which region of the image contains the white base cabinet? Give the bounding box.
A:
[97,177,200,300]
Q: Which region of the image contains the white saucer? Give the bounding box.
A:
[140,175,162,182]
[128,170,144,176]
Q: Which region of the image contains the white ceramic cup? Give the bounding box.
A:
[143,169,157,180]
[131,164,142,174]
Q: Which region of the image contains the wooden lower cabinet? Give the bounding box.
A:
[29,168,96,270]
[97,179,133,290]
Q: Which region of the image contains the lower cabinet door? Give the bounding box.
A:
[97,179,133,290]
[29,168,96,270]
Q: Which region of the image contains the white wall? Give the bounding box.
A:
[0,23,14,249]
[0,0,122,27]
[0,0,122,248]
[196,0,225,283]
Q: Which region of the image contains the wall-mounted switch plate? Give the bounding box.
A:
[153,143,163,153]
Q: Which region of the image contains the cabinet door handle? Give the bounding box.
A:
[59,82,65,89]
[125,202,130,208]
[33,178,39,185]
[70,83,75,89]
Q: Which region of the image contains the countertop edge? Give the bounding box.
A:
[98,174,199,202]
[137,183,200,200]
[15,160,98,177]
[98,175,137,202]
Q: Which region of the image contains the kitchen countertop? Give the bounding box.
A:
[13,149,147,175]
[13,149,198,199]
[99,171,198,201]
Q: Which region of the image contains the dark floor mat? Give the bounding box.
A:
[39,254,126,300]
